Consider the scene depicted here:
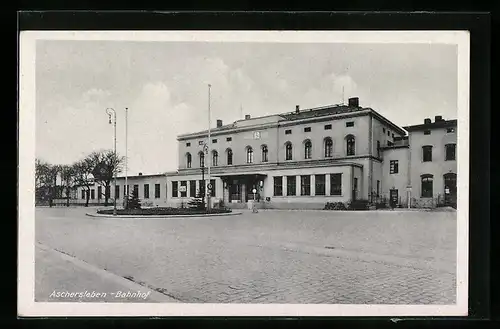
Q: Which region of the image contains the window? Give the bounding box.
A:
[300,175,311,196]
[346,121,354,127]
[424,130,431,135]
[105,186,110,199]
[376,180,380,197]
[171,181,178,198]
[446,127,455,133]
[199,180,205,196]
[315,174,326,196]
[261,145,268,162]
[199,152,205,167]
[421,175,433,198]
[189,180,196,197]
[133,184,139,198]
[387,130,390,136]
[273,176,283,196]
[144,184,150,199]
[304,140,312,159]
[346,135,355,156]
[324,124,332,130]
[212,139,217,144]
[285,142,293,160]
[210,179,216,197]
[383,128,386,133]
[91,189,95,200]
[155,183,161,198]
[304,127,311,132]
[377,141,381,157]
[115,185,119,199]
[186,153,192,168]
[390,160,399,174]
[226,137,232,142]
[198,140,204,145]
[422,145,433,162]
[97,186,102,199]
[445,144,456,161]
[330,173,342,195]
[285,129,292,135]
[226,148,233,165]
[186,142,191,147]
[81,190,85,199]
[246,146,254,163]
[180,181,187,197]
[212,150,218,166]
[324,138,333,158]
[286,176,296,196]
[387,141,394,146]
[392,133,395,138]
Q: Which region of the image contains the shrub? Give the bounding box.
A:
[125,194,141,210]
[187,196,205,210]
[375,201,388,209]
[96,207,232,216]
[324,202,347,210]
[347,199,370,210]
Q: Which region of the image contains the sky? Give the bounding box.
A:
[35,40,458,175]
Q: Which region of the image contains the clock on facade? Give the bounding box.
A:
[253,131,261,139]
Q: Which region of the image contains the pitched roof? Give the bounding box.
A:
[403,119,457,132]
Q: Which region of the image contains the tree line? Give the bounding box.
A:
[35,150,125,207]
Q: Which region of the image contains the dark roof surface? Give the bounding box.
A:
[403,119,457,132]
[280,104,364,121]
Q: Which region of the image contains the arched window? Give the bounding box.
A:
[212,150,218,166]
[285,142,293,160]
[246,146,254,164]
[186,153,192,168]
[346,135,355,156]
[199,151,205,167]
[304,140,312,159]
[324,138,333,158]
[421,174,434,198]
[261,145,268,162]
[226,148,233,165]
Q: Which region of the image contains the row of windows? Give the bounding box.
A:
[171,180,216,198]
[420,173,457,198]
[273,173,343,197]
[284,121,355,136]
[81,184,162,200]
[186,137,232,147]
[422,144,456,162]
[185,136,357,167]
[424,127,455,135]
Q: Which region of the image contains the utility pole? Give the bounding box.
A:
[125,107,128,209]
[207,84,212,212]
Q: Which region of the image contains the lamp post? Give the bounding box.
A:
[105,108,117,216]
[124,107,129,209]
[202,143,209,210]
[207,84,212,213]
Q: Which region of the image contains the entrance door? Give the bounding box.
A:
[390,189,398,208]
[229,181,241,202]
[444,173,457,208]
[352,177,358,201]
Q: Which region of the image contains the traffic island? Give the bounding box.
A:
[86,207,242,218]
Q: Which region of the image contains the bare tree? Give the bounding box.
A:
[35,159,61,207]
[60,165,77,207]
[88,150,124,207]
[73,158,95,207]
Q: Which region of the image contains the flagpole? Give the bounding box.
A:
[125,107,128,208]
[207,84,211,212]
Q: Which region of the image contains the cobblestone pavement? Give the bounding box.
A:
[35,207,457,304]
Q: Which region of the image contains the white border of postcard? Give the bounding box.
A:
[18,30,470,317]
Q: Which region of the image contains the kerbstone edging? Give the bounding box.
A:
[86,211,243,219]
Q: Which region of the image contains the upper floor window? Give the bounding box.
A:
[383,128,386,133]
[445,144,456,161]
[285,142,293,160]
[446,127,455,133]
[422,145,433,162]
[304,140,312,159]
[377,140,381,157]
[390,160,399,174]
[324,124,332,130]
[212,139,218,144]
[387,130,390,136]
[285,129,292,135]
[226,148,233,165]
[198,140,204,145]
[346,135,355,156]
[346,121,354,127]
[212,150,218,166]
[421,174,433,198]
[324,138,333,158]
[186,142,191,147]
[261,145,268,162]
[186,153,192,168]
[226,137,232,142]
[246,146,254,163]
[424,130,431,135]
[304,127,311,132]
[199,151,205,167]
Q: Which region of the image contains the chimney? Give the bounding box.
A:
[245,114,251,120]
[138,172,142,176]
[216,119,223,127]
[295,105,300,113]
[348,97,359,107]
[435,115,443,122]
[424,118,432,124]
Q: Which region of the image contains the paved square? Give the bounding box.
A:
[35,207,456,304]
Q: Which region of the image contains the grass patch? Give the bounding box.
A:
[97,207,232,216]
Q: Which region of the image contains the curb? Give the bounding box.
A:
[86,211,243,219]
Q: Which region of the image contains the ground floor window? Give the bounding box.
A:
[97,186,102,199]
[180,181,187,197]
[300,175,311,196]
[330,173,342,195]
[115,186,119,199]
[81,190,85,199]
[133,184,139,198]
[199,180,205,197]
[171,181,178,198]
[155,183,161,198]
[91,189,95,200]
[286,176,296,196]
[189,180,196,197]
[105,186,110,199]
[144,184,149,199]
[315,174,326,195]
[421,175,433,198]
[210,179,216,197]
[273,176,283,196]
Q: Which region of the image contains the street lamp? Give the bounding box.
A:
[105,107,117,216]
[202,143,209,211]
